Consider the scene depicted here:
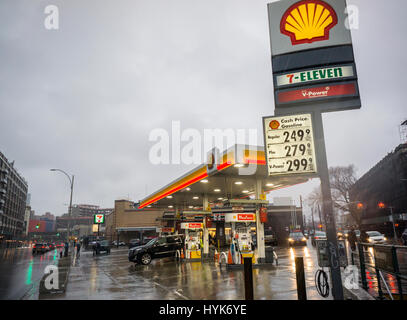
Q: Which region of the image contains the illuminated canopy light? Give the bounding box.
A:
[266,183,274,187]
[234,164,244,168]
[242,190,249,193]
[193,196,199,200]
[234,181,243,185]
[214,189,221,192]
[200,179,208,183]
[167,196,173,199]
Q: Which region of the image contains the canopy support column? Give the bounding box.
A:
[203,194,209,258]
[255,179,266,263]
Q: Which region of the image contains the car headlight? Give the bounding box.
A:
[302,237,307,241]
[368,238,373,243]
[288,238,293,242]
[383,237,387,241]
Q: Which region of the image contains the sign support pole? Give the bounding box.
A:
[312,111,344,300]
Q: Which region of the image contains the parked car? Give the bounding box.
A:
[32,243,48,254]
[288,232,307,246]
[365,231,387,244]
[264,230,278,246]
[337,231,348,240]
[47,243,55,250]
[128,235,183,265]
[311,231,327,246]
[142,237,156,245]
[55,242,64,248]
[401,229,407,246]
[112,240,126,246]
[93,240,111,255]
[128,238,142,249]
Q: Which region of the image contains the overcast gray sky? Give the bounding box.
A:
[0,0,406,217]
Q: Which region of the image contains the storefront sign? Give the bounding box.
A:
[277,82,357,104]
[156,227,175,233]
[94,214,105,224]
[276,65,354,87]
[225,213,256,222]
[181,223,203,229]
[263,114,317,176]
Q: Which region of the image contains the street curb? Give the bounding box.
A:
[343,286,376,300]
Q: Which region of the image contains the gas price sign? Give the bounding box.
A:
[263,114,317,176]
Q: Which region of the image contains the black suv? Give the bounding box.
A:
[93,240,111,255]
[128,235,183,265]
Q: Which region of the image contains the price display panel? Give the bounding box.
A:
[263,114,317,176]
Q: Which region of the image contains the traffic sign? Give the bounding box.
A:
[263,113,317,176]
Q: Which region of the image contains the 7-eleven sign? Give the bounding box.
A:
[94,214,105,224]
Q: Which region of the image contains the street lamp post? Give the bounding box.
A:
[389,206,398,242]
[50,169,74,243]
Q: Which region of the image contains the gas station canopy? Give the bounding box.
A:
[138,144,314,209]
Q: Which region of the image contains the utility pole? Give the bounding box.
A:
[51,169,74,243]
[389,207,398,242]
[317,203,323,230]
[313,111,344,300]
[311,206,316,233]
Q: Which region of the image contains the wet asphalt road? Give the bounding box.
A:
[39,240,332,300]
[0,247,59,300]
[6,241,406,300]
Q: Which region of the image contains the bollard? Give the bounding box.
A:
[295,257,307,300]
[243,257,254,300]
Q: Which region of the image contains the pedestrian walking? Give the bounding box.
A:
[64,242,69,257]
[348,227,357,251]
[76,242,81,258]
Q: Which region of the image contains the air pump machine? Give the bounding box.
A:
[180,222,203,260]
[225,212,256,264]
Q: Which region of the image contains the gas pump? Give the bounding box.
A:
[225,212,256,264]
[180,222,203,260]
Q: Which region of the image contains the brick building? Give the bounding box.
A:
[349,143,407,236]
[105,200,164,243]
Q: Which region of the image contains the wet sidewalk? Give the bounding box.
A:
[45,244,332,300]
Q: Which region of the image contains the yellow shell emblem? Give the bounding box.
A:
[280,0,338,45]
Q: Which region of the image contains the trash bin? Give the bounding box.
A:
[265,246,274,264]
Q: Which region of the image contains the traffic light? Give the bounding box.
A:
[356,202,364,210]
[35,223,40,229]
[378,202,386,209]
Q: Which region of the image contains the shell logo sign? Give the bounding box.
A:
[269,120,280,130]
[280,0,338,45]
